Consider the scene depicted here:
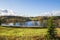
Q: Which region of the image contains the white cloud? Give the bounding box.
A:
[0,9,60,16]
[39,11,60,16]
[0,9,17,16]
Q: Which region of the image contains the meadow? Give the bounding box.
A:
[0,26,60,40]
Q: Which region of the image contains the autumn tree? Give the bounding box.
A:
[38,16,44,27]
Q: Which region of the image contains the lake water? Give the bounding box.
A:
[1,21,44,27]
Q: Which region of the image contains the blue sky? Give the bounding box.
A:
[0,0,60,16]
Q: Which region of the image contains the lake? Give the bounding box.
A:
[1,21,45,27]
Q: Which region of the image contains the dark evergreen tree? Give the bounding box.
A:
[46,16,57,40]
[0,19,2,25]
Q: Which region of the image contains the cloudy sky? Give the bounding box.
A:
[0,0,60,16]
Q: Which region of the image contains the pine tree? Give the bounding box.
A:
[46,16,57,40]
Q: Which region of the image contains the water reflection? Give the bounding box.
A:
[1,21,40,27]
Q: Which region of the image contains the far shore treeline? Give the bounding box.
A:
[0,16,60,27]
[0,16,60,22]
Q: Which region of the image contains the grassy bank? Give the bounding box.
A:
[0,26,47,36]
[0,26,60,40]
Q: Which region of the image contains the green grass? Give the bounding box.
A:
[0,26,47,36]
[0,26,60,36]
[0,26,60,40]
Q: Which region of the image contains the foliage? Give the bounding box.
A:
[0,19,3,25]
[46,16,57,40]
